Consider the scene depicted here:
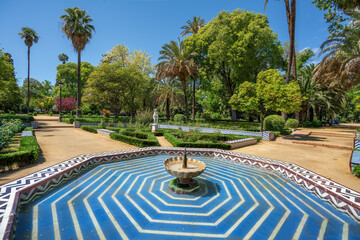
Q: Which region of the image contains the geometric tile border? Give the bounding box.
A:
[0,147,359,239]
[225,138,258,149]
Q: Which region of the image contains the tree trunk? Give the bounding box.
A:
[284,0,292,84]
[166,97,170,121]
[290,0,297,81]
[230,109,237,121]
[192,77,196,121]
[281,112,287,120]
[27,46,30,116]
[76,51,81,118]
[260,116,264,132]
[181,79,189,121]
[295,111,300,122]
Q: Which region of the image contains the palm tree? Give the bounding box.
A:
[154,78,183,121]
[265,0,297,83]
[58,53,69,64]
[313,22,360,92]
[180,16,205,37]
[60,7,95,118]
[156,39,197,121]
[181,16,205,120]
[19,27,39,116]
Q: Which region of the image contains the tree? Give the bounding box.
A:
[185,9,283,120]
[229,69,302,131]
[265,0,297,83]
[18,27,39,116]
[313,23,360,91]
[54,62,94,98]
[54,96,76,113]
[181,16,206,120]
[84,63,147,118]
[60,7,95,118]
[39,97,54,112]
[154,78,183,121]
[156,38,198,121]
[313,0,360,34]
[20,78,52,110]
[181,16,205,37]
[0,50,21,111]
[58,53,69,64]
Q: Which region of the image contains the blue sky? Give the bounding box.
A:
[0,0,329,86]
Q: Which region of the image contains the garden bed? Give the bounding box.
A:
[110,129,159,147]
[164,131,260,150]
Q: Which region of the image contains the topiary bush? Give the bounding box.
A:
[264,115,285,132]
[285,118,299,129]
[33,112,37,116]
[0,110,5,114]
[352,165,360,178]
[48,111,53,116]
[80,125,101,133]
[174,114,186,123]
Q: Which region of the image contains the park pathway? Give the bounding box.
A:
[156,136,173,147]
[0,116,136,185]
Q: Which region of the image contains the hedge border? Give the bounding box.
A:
[80,125,101,133]
[164,133,232,150]
[110,130,159,147]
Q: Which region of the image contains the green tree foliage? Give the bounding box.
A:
[20,78,53,110]
[54,62,94,98]
[58,53,69,64]
[60,7,95,117]
[38,97,54,111]
[180,16,205,37]
[84,63,149,118]
[185,9,283,120]
[229,69,302,131]
[0,50,21,111]
[313,0,360,33]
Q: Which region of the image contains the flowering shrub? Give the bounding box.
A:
[0,120,23,150]
[102,109,111,118]
[54,96,77,113]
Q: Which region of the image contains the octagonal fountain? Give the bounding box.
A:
[164,148,206,194]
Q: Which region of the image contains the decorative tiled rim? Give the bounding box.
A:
[0,147,359,239]
[225,138,257,149]
[354,138,360,150]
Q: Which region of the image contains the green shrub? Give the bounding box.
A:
[195,112,202,119]
[174,114,186,123]
[0,136,39,169]
[62,118,74,124]
[136,110,153,125]
[264,115,285,131]
[0,120,24,150]
[24,127,34,131]
[202,112,212,121]
[273,131,280,138]
[9,111,15,115]
[352,165,360,178]
[300,120,322,128]
[285,118,299,129]
[211,113,221,120]
[48,112,53,116]
[33,112,37,116]
[75,118,102,123]
[80,125,101,133]
[0,115,34,122]
[0,110,5,114]
[358,128,360,132]
[313,119,322,127]
[281,129,292,135]
[110,130,159,147]
[340,118,348,123]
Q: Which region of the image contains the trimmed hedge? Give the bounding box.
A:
[353,165,360,178]
[62,118,74,124]
[110,130,159,147]
[285,118,299,129]
[0,114,34,122]
[24,127,34,131]
[80,125,101,133]
[164,133,231,150]
[0,136,39,169]
[264,115,285,131]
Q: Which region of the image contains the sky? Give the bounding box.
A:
[0,0,330,86]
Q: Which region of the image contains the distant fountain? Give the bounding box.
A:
[164,148,206,194]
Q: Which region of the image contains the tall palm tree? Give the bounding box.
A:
[154,78,183,121]
[180,16,205,37]
[58,53,69,64]
[156,39,197,121]
[19,27,39,116]
[181,16,205,120]
[265,0,297,83]
[60,7,95,117]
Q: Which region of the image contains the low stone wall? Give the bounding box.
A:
[224,138,257,149]
[23,121,38,129]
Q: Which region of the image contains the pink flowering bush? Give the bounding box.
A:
[54,96,77,113]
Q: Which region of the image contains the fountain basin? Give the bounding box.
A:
[164,156,206,185]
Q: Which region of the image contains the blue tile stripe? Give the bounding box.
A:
[354,138,360,150]
[0,147,360,239]
[158,124,274,140]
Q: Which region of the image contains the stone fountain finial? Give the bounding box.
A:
[183,148,188,168]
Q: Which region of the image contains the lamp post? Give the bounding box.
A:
[57,78,63,122]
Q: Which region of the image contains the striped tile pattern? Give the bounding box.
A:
[0,148,359,239]
[354,138,360,150]
[15,155,360,239]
